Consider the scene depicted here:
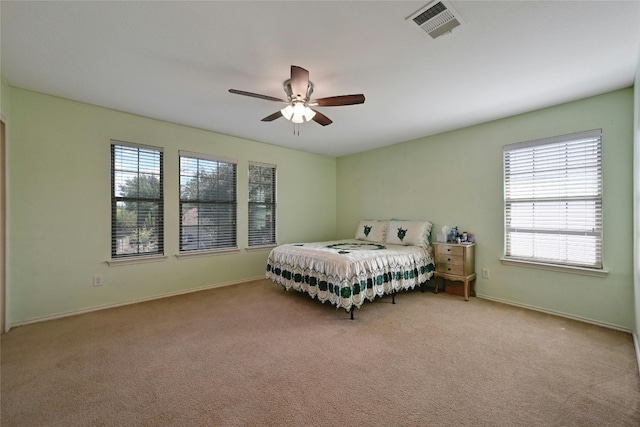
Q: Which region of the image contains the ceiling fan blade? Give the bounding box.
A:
[229,89,286,103]
[261,111,283,122]
[310,94,366,107]
[311,109,333,126]
[290,65,310,99]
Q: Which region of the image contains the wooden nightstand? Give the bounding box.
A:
[433,242,476,301]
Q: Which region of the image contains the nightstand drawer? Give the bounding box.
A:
[436,263,464,275]
[439,254,463,266]
[437,245,464,257]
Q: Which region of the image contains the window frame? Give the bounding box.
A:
[502,129,605,274]
[110,140,164,260]
[248,161,277,248]
[178,151,238,254]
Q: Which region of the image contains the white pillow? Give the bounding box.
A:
[355,220,387,243]
[385,220,432,247]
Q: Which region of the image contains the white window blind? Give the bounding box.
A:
[503,129,602,269]
[179,152,237,251]
[111,141,164,258]
[248,162,276,246]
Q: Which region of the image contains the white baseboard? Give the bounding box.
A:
[476,293,633,333]
[8,276,265,330]
[633,332,640,374]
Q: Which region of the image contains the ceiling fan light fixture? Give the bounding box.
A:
[303,107,316,122]
[282,102,315,123]
[280,104,294,120]
[292,102,306,120]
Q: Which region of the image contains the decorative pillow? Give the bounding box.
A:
[355,220,388,243]
[385,220,433,247]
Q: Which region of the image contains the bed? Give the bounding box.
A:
[266,220,435,318]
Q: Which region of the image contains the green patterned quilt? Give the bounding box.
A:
[266,239,435,312]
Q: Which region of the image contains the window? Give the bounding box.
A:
[503,129,602,269]
[179,152,237,252]
[111,141,163,258]
[248,162,276,246]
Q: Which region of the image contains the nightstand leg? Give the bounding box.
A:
[464,279,469,301]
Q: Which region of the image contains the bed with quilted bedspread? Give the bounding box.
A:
[265,220,435,317]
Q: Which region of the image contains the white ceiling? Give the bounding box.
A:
[1,1,639,157]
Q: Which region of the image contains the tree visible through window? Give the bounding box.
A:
[248,162,276,246]
[503,129,602,269]
[111,142,163,258]
[179,152,237,251]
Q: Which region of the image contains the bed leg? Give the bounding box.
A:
[392,290,396,304]
[350,306,355,320]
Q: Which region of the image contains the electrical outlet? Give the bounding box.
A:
[93,275,103,287]
[482,268,490,279]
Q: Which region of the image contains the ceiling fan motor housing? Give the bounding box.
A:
[283,79,314,102]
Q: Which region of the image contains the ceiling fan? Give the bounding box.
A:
[229,65,365,127]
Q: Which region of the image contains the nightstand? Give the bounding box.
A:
[433,242,476,301]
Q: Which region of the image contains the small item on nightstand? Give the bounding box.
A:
[438,226,450,243]
[448,226,458,243]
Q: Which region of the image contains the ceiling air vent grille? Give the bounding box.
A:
[408,1,464,39]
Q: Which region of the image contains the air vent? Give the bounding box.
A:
[407,1,464,39]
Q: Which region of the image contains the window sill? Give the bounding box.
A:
[499,257,609,277]
[108,255,168,267]
[245,244,277,252]
[175,248,240,259]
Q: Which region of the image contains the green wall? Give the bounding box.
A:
[337,89,634,330]
[1,76,9,114]
[7,87,336,325]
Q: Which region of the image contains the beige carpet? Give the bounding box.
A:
[2,279,639,426]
